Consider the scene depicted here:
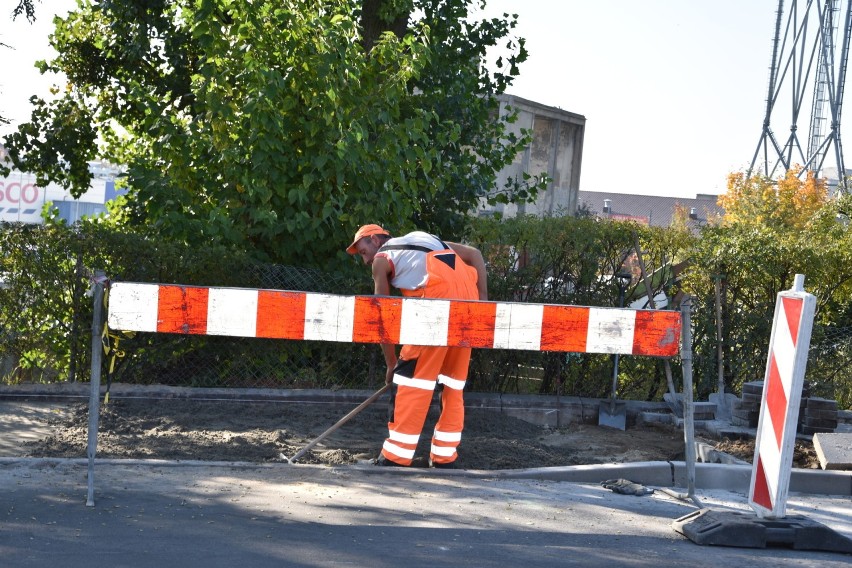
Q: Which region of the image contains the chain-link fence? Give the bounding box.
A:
[0,223,378,390]
[807,325,852,404]
[100,261,636,396]
[103,263,385,390]
[685,288,852,404]
[3,220,852,407]
[0,243,654,397]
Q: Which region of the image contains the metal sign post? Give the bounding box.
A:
[86,272,106,507]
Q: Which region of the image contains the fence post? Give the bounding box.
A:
[713,274,725,395]
[86,270,106,507]
[67,248,85,383]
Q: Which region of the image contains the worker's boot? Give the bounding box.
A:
[374,455,406,467]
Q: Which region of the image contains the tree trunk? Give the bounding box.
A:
[360,0,411,52]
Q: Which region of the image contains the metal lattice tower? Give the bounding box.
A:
[750,0,852,193]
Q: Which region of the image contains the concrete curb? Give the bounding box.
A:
[0,383,671,427]
[3,457,850,497]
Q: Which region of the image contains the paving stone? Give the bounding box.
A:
[804,397,838,411]
[732,408,759,421]
[692,402,716,420]
[742,381,764,395]
[708,393,737,421]
[813,432,852,470]
[803,416,839,429]
[741,393,763,405]
[636,411,673,425]
[731,416,752,427]
[806,408,840,420]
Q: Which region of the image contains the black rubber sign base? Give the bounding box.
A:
[672,508,852,554]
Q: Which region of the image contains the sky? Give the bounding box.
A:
[0,1,815,198]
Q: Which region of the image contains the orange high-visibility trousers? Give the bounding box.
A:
[380,246,478,466]
[381,343,470,466]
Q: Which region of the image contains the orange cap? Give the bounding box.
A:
[346,224,390,254]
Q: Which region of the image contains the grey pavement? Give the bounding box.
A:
[1,398,852,566]
[1,459,851,567]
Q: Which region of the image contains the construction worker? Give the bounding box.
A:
[346,224,487,468]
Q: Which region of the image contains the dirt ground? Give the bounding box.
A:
[23,397,821,469]
[714,437,820,469]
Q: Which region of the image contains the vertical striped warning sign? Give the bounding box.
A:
[748,274,816,519]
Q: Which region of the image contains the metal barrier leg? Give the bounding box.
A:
[660,296,702,508]
[680,296,701,507]
[86,271,106,507]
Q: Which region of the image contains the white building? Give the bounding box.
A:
[0,145,124,225]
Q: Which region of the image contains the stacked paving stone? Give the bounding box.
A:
[731,381,764,428]
[800,397,839,435]
[692,401,717,421]
[730,380,833,433]
[662,394,717,420]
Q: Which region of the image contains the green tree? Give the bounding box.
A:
[2,0,542,269]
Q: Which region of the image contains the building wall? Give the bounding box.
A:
[578,190,725,227]
[481,94,586,218]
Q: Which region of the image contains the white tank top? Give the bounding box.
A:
[376,231,446,291]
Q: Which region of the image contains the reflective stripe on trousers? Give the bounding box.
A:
[381,346,469,466]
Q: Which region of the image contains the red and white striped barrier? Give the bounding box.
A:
[107,282,681,356]
[748,274,816,519]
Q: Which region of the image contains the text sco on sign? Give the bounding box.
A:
[0,181,40,205]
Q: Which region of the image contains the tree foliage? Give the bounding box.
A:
[2,0,542,269]
[682,187,852,403]
[718,167,828,231]
[10,0,38,22]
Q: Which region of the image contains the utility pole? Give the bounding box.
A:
[750,0,851,194]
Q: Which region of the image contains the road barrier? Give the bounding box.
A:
[86,278,688,506]
[106,282,682,355]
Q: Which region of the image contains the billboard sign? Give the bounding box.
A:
[0,171,110,225]
[0,175,46,224]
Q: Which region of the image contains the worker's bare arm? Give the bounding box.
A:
[447,241,488,301]
[371,256,397,383]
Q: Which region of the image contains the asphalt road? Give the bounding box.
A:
[2,398,851,566]
[1,459,851,567]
